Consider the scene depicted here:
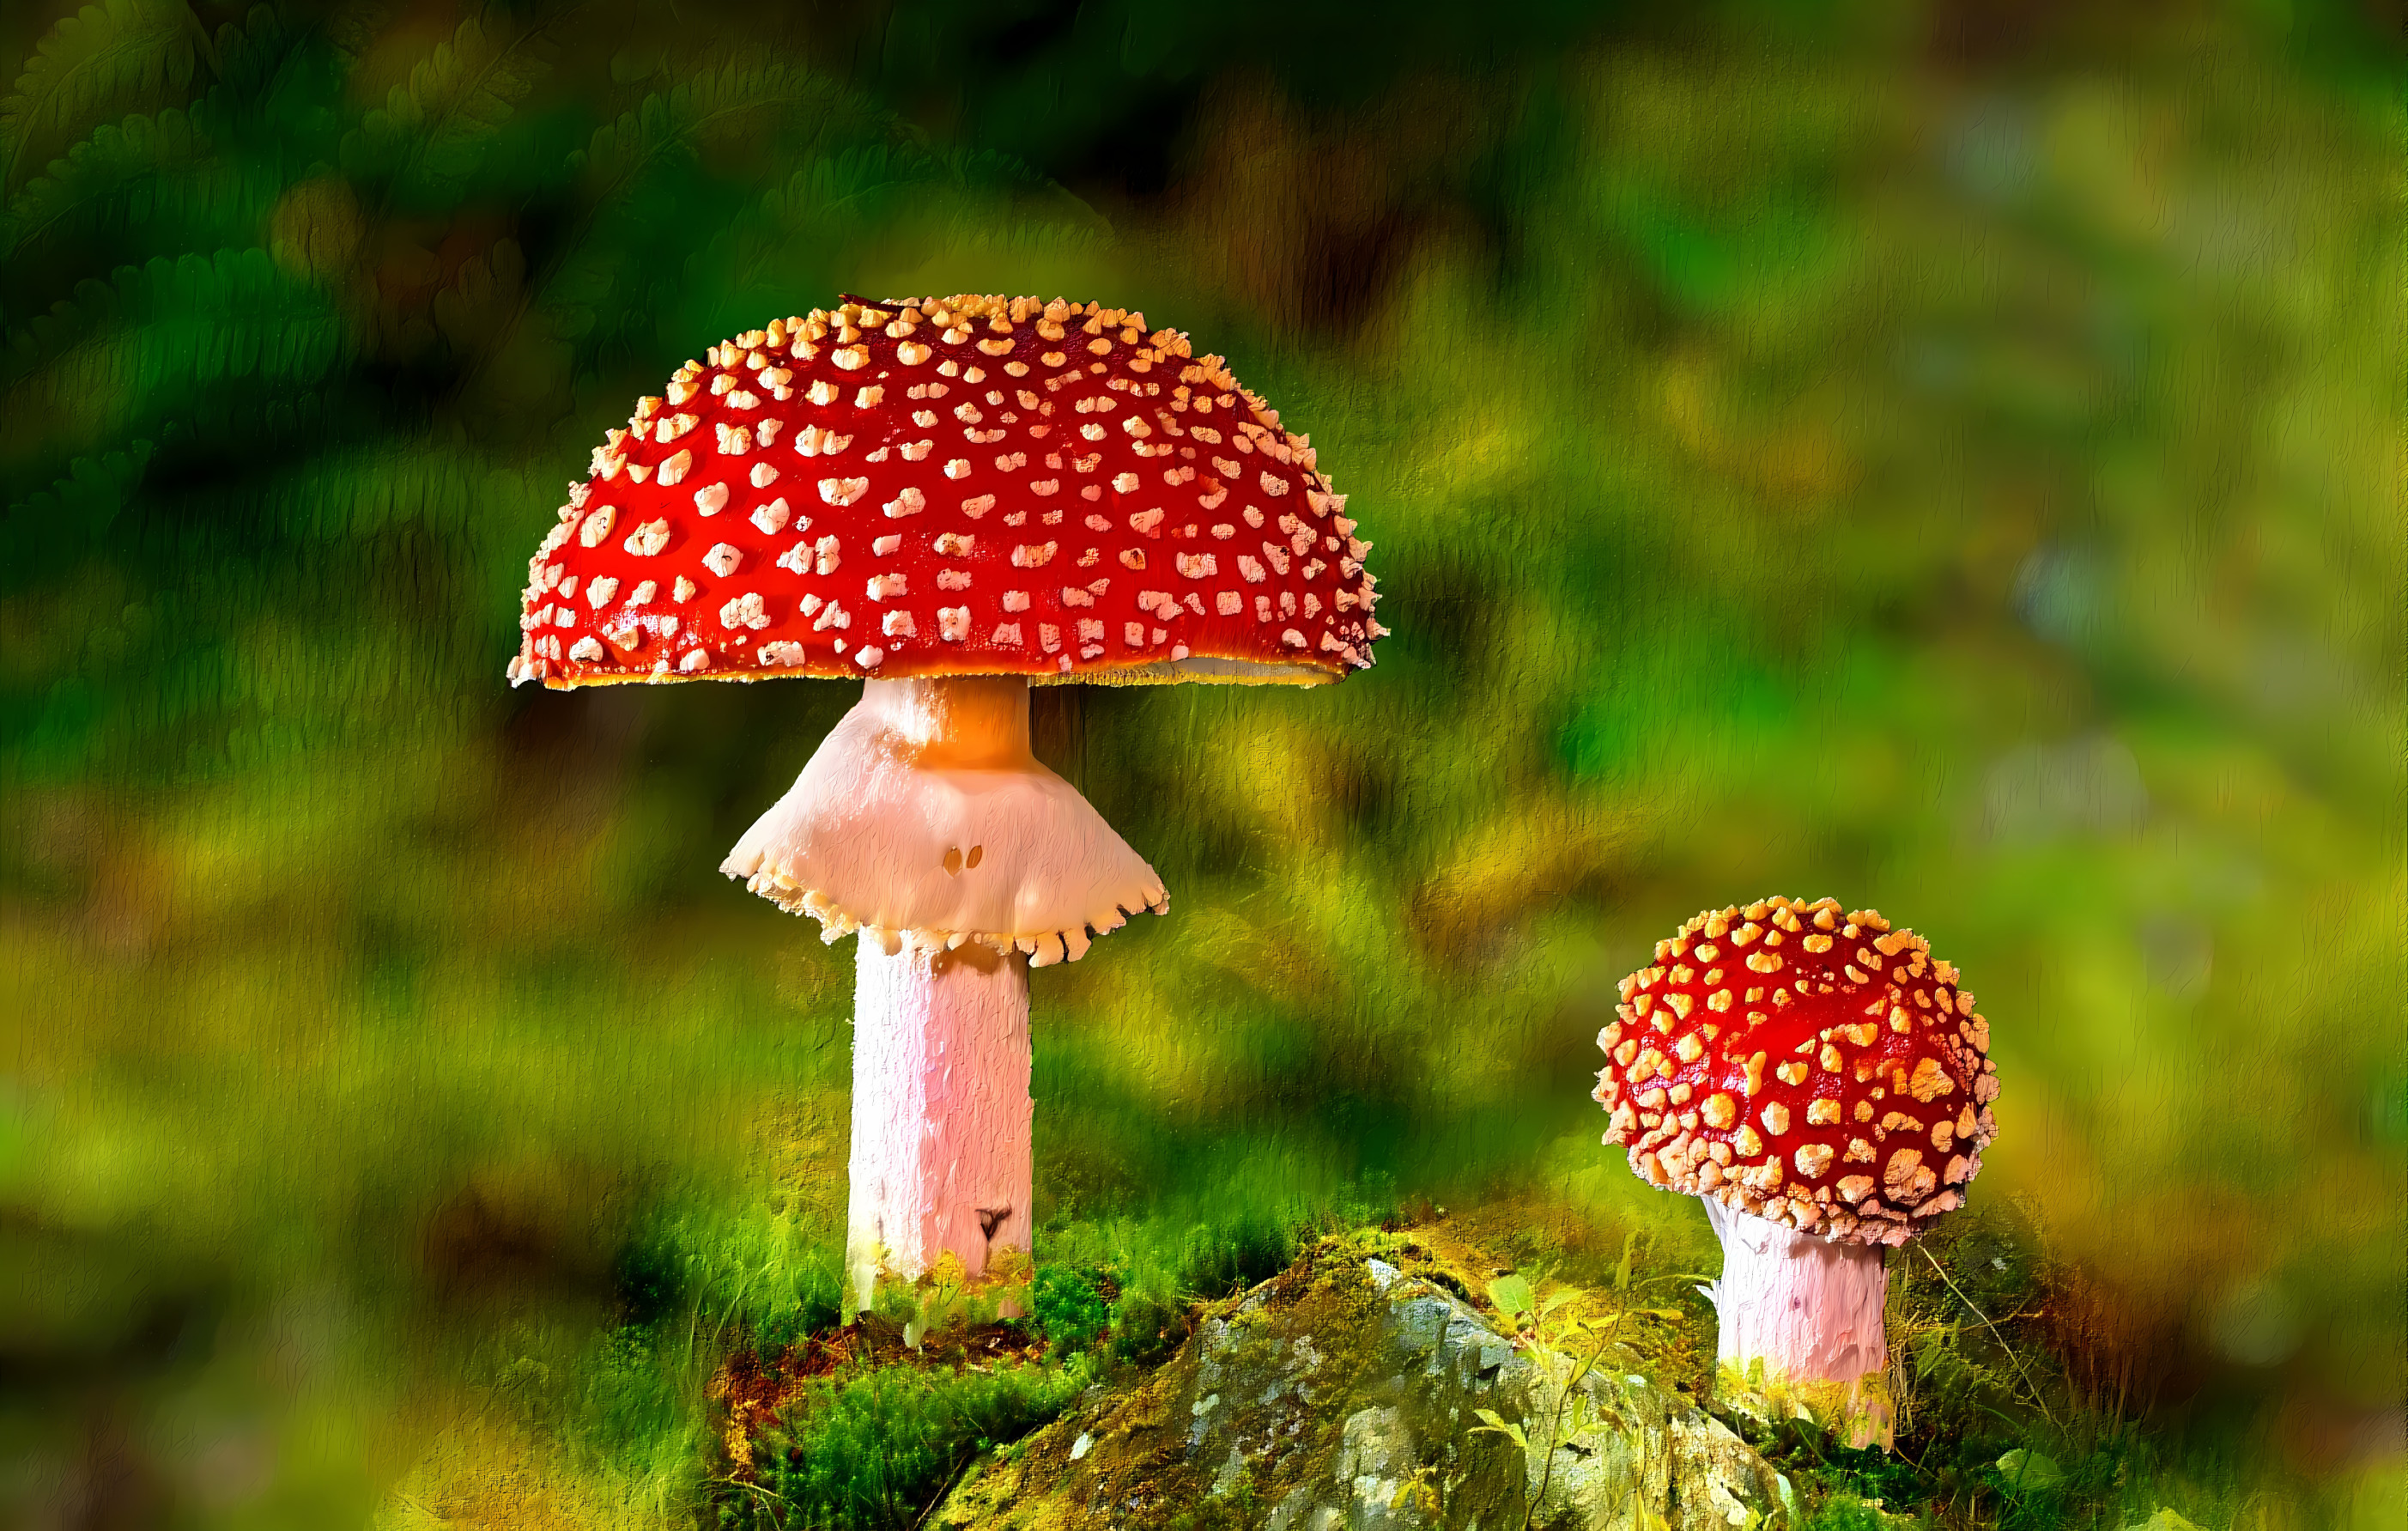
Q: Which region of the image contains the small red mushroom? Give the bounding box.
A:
[1594,895,1999,1448]
[507,295,1383,1313]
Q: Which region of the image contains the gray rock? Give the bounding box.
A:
[936,1240,1791,1529]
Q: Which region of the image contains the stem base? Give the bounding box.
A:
[846,937,1031,1315]
[1701,1197,1894,1449]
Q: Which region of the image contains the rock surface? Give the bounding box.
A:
[936,1238,1792,1529]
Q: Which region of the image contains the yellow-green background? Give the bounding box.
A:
[3,1,2399,1526]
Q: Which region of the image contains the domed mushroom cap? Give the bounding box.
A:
[1594,896,1999,1247]
[506,295,1383,690]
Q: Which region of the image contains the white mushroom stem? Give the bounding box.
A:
[1701,1197,1894,1449]
[847,936,1030,1312]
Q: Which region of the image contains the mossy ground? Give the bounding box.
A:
[930,1231,1435,1529]
[675,1202,2356,1531]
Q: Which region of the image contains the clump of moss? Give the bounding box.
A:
[722,1359,1088,1530]
[1030,1264,1110,1357]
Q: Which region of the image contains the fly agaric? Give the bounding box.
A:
[1593,896,1999,1448]
[506,295,1381,1313]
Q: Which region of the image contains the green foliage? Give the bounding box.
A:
[1995,1446,2067,1492]
[732,1362,1086,1531]
[340,3,560,206]
[1,2,2396,1527]
[1029,1264,1108,1357]
[0,0,205,196]
[1798,1494,1898,1531]
[1470,1235,1704,1531]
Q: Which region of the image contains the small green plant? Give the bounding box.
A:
[1798,1492,1897,1531]
[1030,1264,1109,1357]
[862,1250,1032,1351]
[1108,1282,1188,1367]
[1469,1231,1701,1531]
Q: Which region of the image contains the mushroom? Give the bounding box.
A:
[506,295,1383,1315]
[1592,895,1999,1448]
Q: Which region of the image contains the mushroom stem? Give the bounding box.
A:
[823,676,1044,1315]
[1701,1197,1894,1449]
[858,672,1036,769]
[724,672,1164,1313]
[847,934,1031,1313]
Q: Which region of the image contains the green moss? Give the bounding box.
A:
[1031,1265,1110,1358]
[931,1236,1407,1529]
[725,1360,1088,1531]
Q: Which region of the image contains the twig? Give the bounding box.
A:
[1919,1246,2056,1429]
[711,1474,781,1504]
[912,1446,985,1531]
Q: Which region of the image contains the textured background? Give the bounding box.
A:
[3,1,2400,1526]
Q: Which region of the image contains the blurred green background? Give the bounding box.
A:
[3,1,2400,1526]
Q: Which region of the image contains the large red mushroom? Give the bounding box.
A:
[1593,896,1999,1447]
[507,295,1381,1314]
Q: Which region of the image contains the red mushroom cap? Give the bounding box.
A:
[506,295,1384,690]
[1593,896,1999,1247]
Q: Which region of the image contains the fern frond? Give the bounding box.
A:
[535,61,890,359]
[226,440,527,541]
[0,437,152,581]
[710,141,1095,303]
[429,235,525,359]
[0,2,374,304]
[0,0,209,195]
[339,2,561,207]
[0,246,345,486]
[202,2,383,181]
[0,107,271,276]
